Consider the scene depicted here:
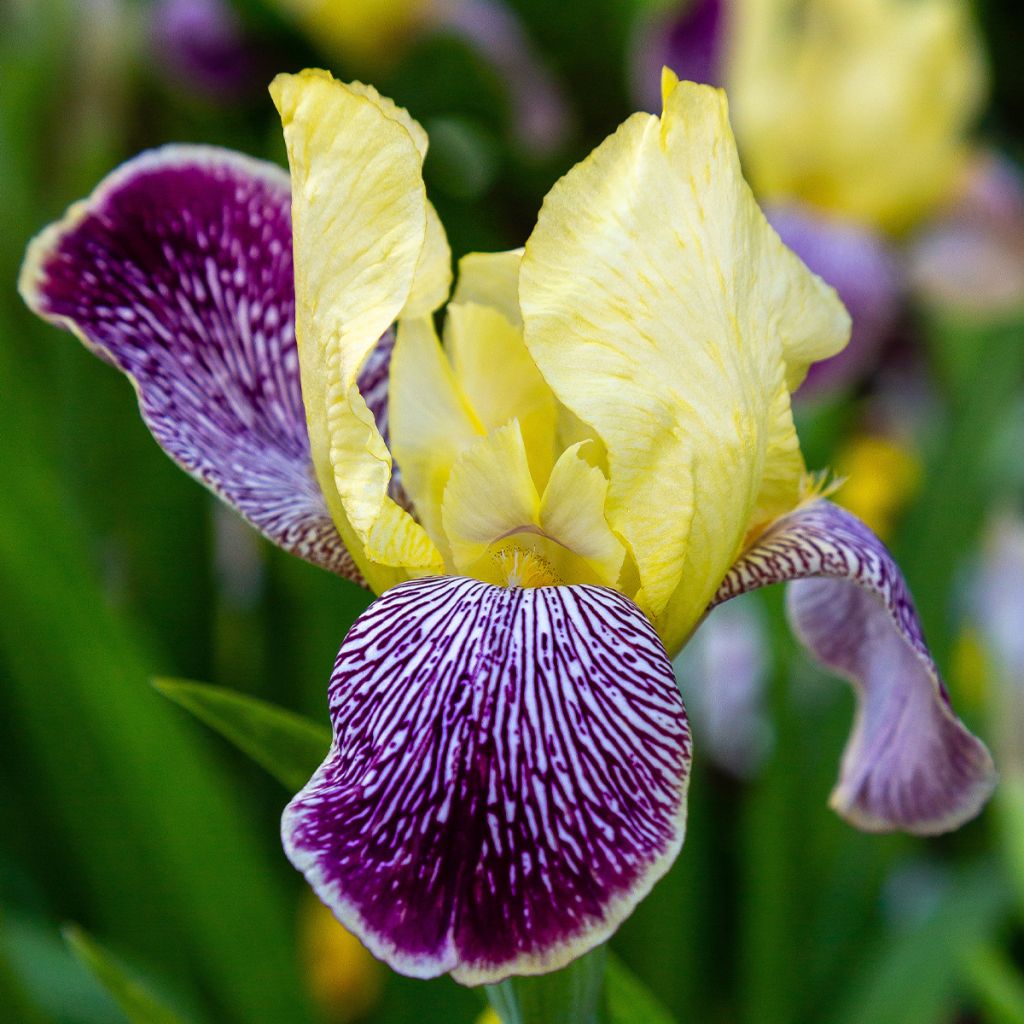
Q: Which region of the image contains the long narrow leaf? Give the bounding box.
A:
[64,926,186,1024]
[154,679,330,792]
[829,861,1011,1024]
[604,953,676,1024]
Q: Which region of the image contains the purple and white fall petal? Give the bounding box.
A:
[283,576,691,984]
[18,146,361,582]
[711,500,995,835]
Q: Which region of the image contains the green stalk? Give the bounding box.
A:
[486,946,608,1024]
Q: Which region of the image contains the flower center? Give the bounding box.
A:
[493,545,563,588]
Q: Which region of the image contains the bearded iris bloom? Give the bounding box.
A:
[20,68,995,985]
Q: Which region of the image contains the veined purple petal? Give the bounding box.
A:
[283,576,691,985]
[711,500,995,835]
[19,146,360,582]
[765,203,903,395]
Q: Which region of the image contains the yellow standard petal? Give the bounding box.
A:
[444,301,558,485]
[450,249,524,325]
[726,0,987,233]
[520,73,849,653]
[343,79,453,318]
[388,315,484,553]
[271,69,444,592]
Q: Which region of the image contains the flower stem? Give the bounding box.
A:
[485,946,608,1024]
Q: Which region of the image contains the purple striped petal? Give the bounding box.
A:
[283,576,691,984]
[711,500,995,835]
[19,146,360,582]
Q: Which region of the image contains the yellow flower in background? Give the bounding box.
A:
[272,0,453,68]
[301,893,384,1021]
[833,434,921,540]
[726,0,987,233]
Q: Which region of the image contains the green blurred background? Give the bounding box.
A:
[3,1,1024,1022]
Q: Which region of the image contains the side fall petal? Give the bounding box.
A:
[18,145,361,582]
[283,576,691,985]
[711,499,996,835]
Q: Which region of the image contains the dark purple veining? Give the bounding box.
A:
[283,576,691,983]
[711,499,995,834]
[22,147,360,581]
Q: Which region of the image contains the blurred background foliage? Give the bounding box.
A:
[3,0,1024,1021]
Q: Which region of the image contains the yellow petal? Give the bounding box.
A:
[442,425,625,588]
[520,76,849,652]
[342,79,453,318]
[726,0,987,233]
[444,301,558,485]
[441,421,541,576]
[388,315,484,552]
[271,69,443,591]
[451,249,524,325]
[269,0,436,68]
[404,202,452,319]
[539,442,626,586]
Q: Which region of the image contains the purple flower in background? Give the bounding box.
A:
[968,514,1024,772]
[766,204,903,395]
[674,599,772,779]
[631,0,725,113]
[908,154,1024,317]
[150,0,257,100]
[445,0,570,156]
[20,70,994,983]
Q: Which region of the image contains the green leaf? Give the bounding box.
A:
[0,918,52,1024]
[604,953,676,1024]
[897,314,1024,665]
[63,926,186,1024]
[963,942,1024,1024]
[828,861,1011,1024]
[0,337,315,1023]
[486,946,607,1024]
[154,679,330,792]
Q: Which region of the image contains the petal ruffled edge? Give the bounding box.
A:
[283,576,691,984]
[711,499,996,835]
[19,144,362,582]
[271,69,446,592]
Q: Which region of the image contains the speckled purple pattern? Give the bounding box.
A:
[22,147,361,582]
[766,203,902,394]
[712,500,995,834]
[283,576,691,984]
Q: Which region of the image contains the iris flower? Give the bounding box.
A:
[20,69,995,985]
